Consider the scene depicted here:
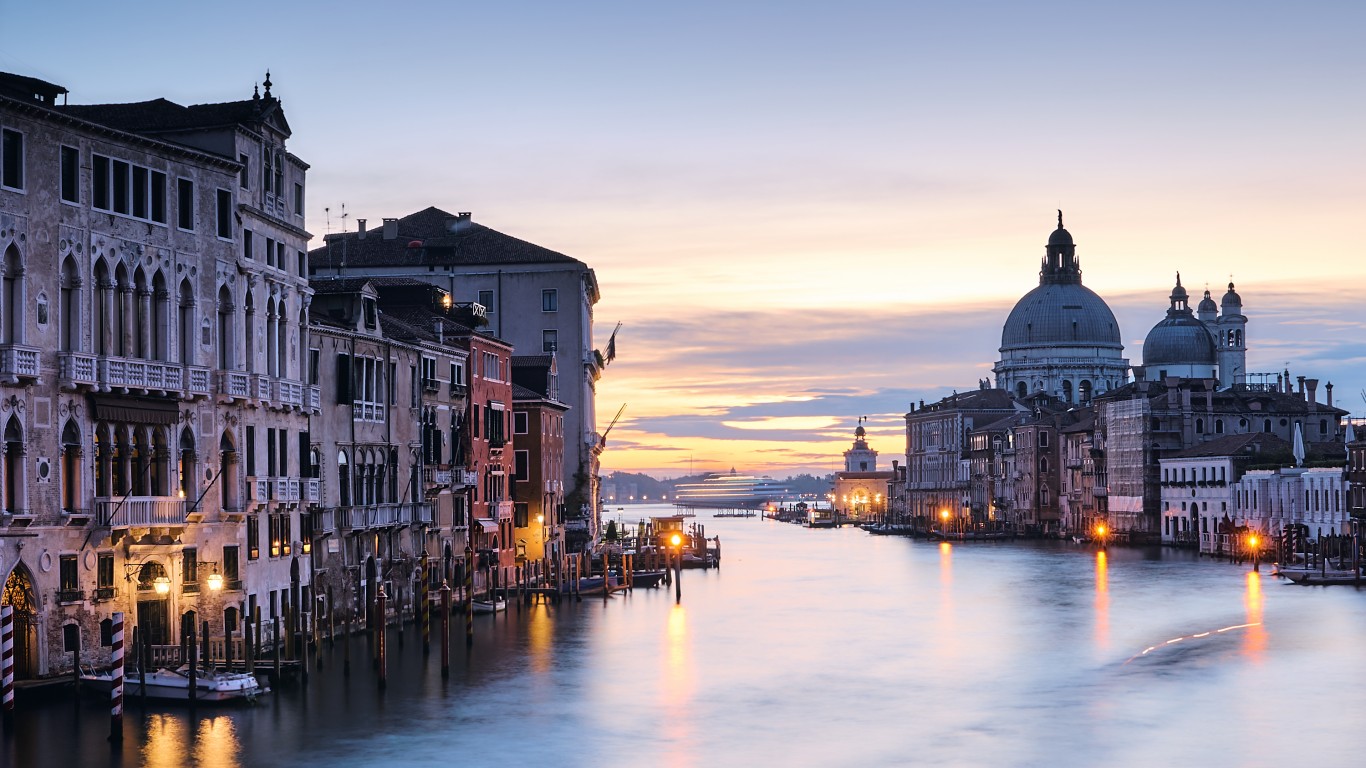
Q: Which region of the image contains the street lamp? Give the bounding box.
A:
[1094,523,1107,550]
[153,576,171,595]
[1248,533,1261,571]
[669,532,683,603]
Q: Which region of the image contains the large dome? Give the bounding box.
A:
[1000,283,1122,349]
[1142,316,1216,366]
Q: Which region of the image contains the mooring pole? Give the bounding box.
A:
[108,611,124,743]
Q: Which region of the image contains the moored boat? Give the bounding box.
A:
[81,665,264,703]
[471,598,508,614]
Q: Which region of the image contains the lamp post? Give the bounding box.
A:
[1095,523,1107,550]
[669,532,682,603]
[1248,533,1260,571]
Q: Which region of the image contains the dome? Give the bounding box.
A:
[1222,281,1242,307]
[1142,316,1217,366]
[1048,226,1074,247]
[1000,282,1122,349]
[1197,290,1217,314]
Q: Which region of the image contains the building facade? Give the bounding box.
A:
[0,71,314,678]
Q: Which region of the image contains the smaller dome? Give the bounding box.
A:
[1143,317,1217,366]
[1197,290,1217,314]
[1222,281,1242,306]
[1047,209,1073,247]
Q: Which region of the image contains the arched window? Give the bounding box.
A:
[60,257,80,353]
[1215,419,1224,434]
[1061,380,1073,404]
[61,420,81,513]
[244,290,256,374]
[111,427,127,497]
[1079,380,1093,403]
[337,450,350,507]
[130,429,147,496]
[178,279,195,365]
[297,307,308,383]
[114,263,130,357]
[219,432,238,512]
[1016,382,1027,399]
[132,267,149,359]
[1320,419,1329,436]
[1263,419,1272,433]
[2,244,22,345]
[217,286,234,370]
[151,271,169,362]
[275,296,288,378]
[1195,418,1204,434]
[3,416,23,513]
[151,429,167,496]
[178,427,196,500]
[265,296,278,378]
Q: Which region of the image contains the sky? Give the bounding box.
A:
[4,1,1364,478]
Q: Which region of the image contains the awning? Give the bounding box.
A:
[91,395,180,425]
[476,519,499,533]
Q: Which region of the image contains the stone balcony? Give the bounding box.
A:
[59,353,211,398]
[0,344,41,384]
[96,496,187,527]
[324,502,434,532]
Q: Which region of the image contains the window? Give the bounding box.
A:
[297,250,307,276]
[514,502,529,528]
[239,153,249,188]
[245,426,256,477]
[1038,432,1048,448]
[487,403,506,447]
[478,290,494,314]
[294,182,304,214]
[1,129,22,190]
[243,230,253,260]
[542,289,558,312]
[542,330,558,353]
[216,189,232,239]
[514,450,529,481]
[451,360,465,393]
[90,154,165,222]
[421,356,438,390]
[60,554,78,592]
[223,545,240,583]
[177,179,194,230]
[60,146,79,203]
[97,553,114,590]
[247,515,260,560]
[183,548,198,584]
[513,411,528,435]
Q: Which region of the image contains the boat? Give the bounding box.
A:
[713,510,756,518]
[81,665,264,703]
[673,471,792,511]
[628,570,667,588]
[930,529,1015,542]
[1274,567,1361,586]
[471,598,508,614]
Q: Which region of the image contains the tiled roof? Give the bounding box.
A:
[511,383,543,401]
[309,207,582,268]
[512,355,554,368]
[1168,433,1288,459]
[58,95,285,136]
[309,277,374,295]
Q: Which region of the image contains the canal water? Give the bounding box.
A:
[7,504,1366,767]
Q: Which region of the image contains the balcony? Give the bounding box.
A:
[352,402,386,422]
[253,374,272,403]
[0,344,40,383]
[424,467,453,486]
[306,385,321,414]
[216,370,250,400]
[305,478,320,504]
[59,352,98,388]
[494,500,514,521]
[275,379,305,410]
[96,496,187,527]
[62,353,211,399]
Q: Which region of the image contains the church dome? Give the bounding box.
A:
[1048,226,1074,247]
[1222,281,1242,307]
[1000,283,1122,349]
[1197,290,1217,314]
[1142,275,1217,366]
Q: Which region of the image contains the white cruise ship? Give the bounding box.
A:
[672,471,791,509]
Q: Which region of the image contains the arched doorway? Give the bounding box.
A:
[136,561,171,646]
[2,565,39,678]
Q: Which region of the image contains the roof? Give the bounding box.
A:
[512,355,554,368]
[309,277,375,296]
[1001,281,1123,350]
[910,388,1018,416]
[1168,433,1288,459]
[58,93,289,138]
[511,383,542,401]
[310,207,584,269]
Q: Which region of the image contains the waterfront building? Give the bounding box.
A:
[1133,275,1248,387]
[1158,433,1287,546]
[832,420,894,521]
[309,208,606,542]
[0,71,314,677]
[904,387,1017,528]
[1231,466,1350,543]
[993,213,1129,404]
[1059,410,1106,536]
[511,355,568,563]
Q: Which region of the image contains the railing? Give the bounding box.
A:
[316,508,337,533]
[59,352,98,387]
[253,374,272,402]
[216,370,250,399]
[457,470,478,486]
[187,366,211,396]
[96,496,188,527]
[424,468,453,486]
[305,478,320,504]
[306,385,321,413]
[0,344,40,381]
[274,477,291,501]
[276,379,304,409]
[331,503,432,530]
[246,477,268,503]
[352,402,386,422]
[56,589,84,603]
[494,500,514,521]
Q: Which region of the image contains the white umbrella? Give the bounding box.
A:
[1292,421,1306,467]
[1346,419,1356,460]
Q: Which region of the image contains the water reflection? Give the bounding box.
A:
[526,604,555,677]
[141,714,240,768]
[662,605,692,767]
[1244,570,1265,660]
[1094,550,1109,650]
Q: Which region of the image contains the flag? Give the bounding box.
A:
[605,322,621,364]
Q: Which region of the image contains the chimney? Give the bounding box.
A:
[382,218,398,240]
[434,319,444,344]
[1326,382,1334,408]
[357,218,367,240]
[445,211,473,233]
[1297,375,1306,400]
[1306,378,1319,406]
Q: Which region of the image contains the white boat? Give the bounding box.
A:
[82,665,264,703]
[471,599,508,614]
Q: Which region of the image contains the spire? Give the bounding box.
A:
[253,83,260,100]
[1042,212,1080,285]
[263,70,273,97]
[1057,209,1063,229]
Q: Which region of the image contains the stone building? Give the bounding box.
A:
[511,355,567,564]
[904,388,1017,530]
[832,420,893,521]
[0,71,314,678]
[309,208,605,541]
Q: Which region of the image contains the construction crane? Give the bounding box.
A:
[597,404,627,452]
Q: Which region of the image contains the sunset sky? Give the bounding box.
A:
[6,1,1363,477]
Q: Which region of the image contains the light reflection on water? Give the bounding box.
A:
[9,505,1366,767]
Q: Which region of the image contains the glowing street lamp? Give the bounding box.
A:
[669,532,683,603]
[153,576,171,595]
[207,570,224,591]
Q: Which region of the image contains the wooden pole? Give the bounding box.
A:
[343,609,351,676]
[421,554,430,655]
[187,620,197,707]
[108,611,124,743]
[200,620,210,673]
[440,581,451,679]
[376,585,388,690]
[139,626,149,708]
[328,587,335,647]
[253,605,262,675]
[464,545,474,647]
[224,615,233,672]
[675,547,682,604]
[273,615,281,685]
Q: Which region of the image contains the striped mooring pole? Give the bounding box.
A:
[2,604,15,727]
[109,611,124,743]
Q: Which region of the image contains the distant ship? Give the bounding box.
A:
[672,471,791,510]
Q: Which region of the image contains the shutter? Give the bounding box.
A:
[336,354,351,403]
